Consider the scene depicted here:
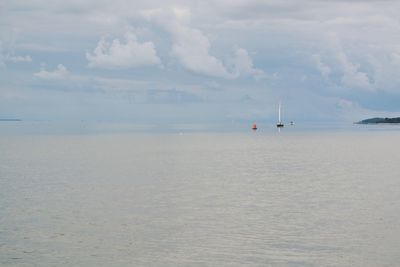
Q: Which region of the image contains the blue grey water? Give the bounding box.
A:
[1,123,400,266]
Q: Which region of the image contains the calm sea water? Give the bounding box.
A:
[1,123,400,266]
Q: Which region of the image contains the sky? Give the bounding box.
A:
[1,0,400,125]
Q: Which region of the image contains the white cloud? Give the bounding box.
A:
[7,55,32,63]
[0,40,32,66]
[311,54,331,79]
[34,64,69,80]
[86,32,161,69]
[337,52,372,90]
[170,24,233,78]
[144,8,232,78]
[229,47,265,79]
[145,8,263,79]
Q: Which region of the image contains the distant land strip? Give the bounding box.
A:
[0,119,22,121]
[356,117,400,124]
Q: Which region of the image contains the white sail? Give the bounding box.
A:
[278,102,281,123]
[277,102,284,128]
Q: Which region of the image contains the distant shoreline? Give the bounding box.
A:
[356,117,400,124]
[0,119,21,121]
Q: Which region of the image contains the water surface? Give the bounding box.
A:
[1,129,399,266]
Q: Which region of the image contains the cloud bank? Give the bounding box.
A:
[3,0,400,122]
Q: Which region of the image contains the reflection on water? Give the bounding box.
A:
[1,131,400,266]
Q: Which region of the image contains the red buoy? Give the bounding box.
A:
[252,123,257,130]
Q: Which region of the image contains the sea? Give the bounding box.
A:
[1,121,400,267]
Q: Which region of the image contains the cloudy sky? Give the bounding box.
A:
[1,0,400,124]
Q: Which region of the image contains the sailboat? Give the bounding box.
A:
[276,102,284,128]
